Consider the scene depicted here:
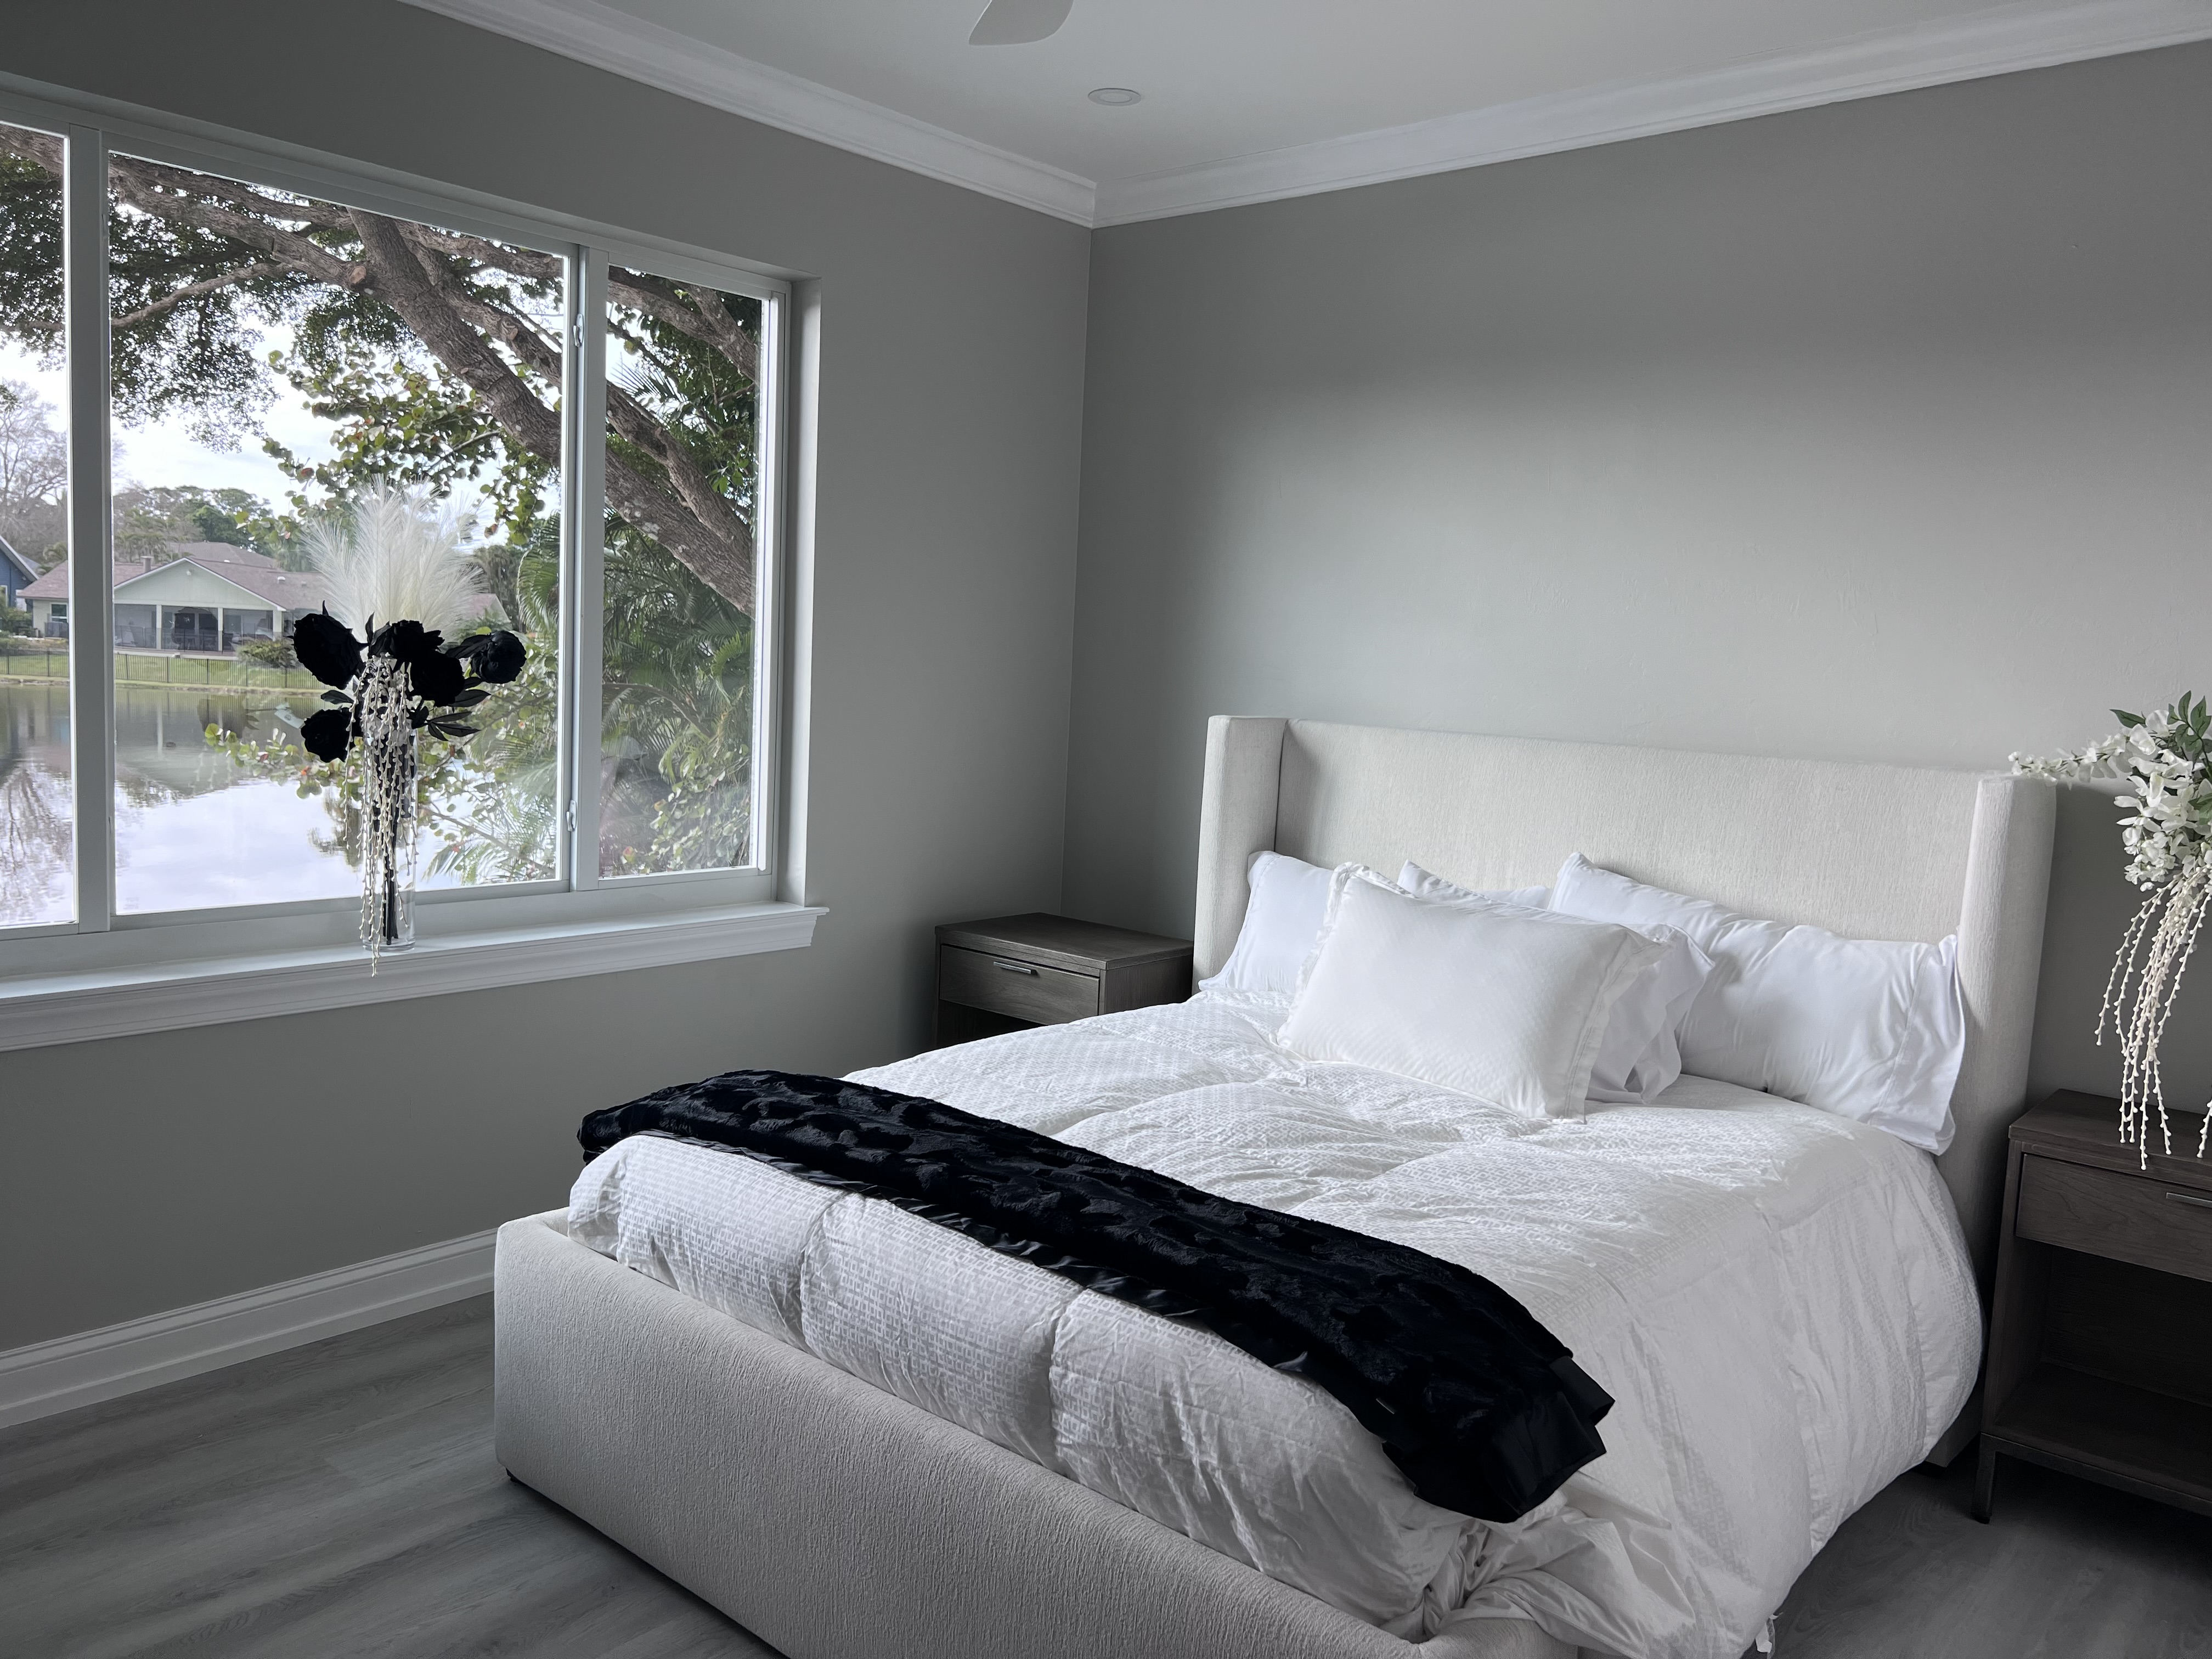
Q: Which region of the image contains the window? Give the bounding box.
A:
[102,150,571,913]
[0,105,801,1032]
[598,264,766,878]
[0,119,70,929]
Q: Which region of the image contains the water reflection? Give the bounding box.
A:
[0,680,70,925]
[0,680,473,922]
[111,683,357,913]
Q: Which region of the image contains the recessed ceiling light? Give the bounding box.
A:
[1087,87,1142,106]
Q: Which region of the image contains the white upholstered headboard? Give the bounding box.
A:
[1193,717,2057,1292]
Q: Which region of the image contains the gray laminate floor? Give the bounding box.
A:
[2,1296,2207,1658]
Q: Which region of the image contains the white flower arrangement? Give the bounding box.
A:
[2013,693,2212,1164]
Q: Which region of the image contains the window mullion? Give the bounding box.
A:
[565,249,608,891]
[63,124,113,934]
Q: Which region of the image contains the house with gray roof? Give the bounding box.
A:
[20,542,329,652]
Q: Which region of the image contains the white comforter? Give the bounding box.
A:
[568,992,1979,1658]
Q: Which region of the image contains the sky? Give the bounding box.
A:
[0,333,337,508]
[0,319,518,543]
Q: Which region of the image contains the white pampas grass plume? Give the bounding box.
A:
[306,483,484,636]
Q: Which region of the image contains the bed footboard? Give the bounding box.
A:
[493,1211,1574,1659]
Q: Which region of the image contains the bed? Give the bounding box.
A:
[493,717,2056,1659]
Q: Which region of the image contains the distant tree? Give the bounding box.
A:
[0,379,65,567]
[110,483,297,565]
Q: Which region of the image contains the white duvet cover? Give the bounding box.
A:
[568,993,1979,1658]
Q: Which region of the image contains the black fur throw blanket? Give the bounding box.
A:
[580,1068,1612,1523]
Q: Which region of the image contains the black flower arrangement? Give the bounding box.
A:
[291,609,528,761]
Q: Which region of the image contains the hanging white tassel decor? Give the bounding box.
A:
[2016,693,2212,1165]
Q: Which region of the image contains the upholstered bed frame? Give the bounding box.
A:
[495,718,2056,1659]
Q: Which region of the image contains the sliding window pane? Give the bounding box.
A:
[0,122,72,927]
[600,267,762,877]
[104,150,565,913]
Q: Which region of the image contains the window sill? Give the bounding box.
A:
[0,901,825,1053]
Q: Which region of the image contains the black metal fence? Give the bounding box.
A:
[0,639,308,691]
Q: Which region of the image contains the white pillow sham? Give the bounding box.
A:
[1548,854,1966,1152]
[1280,867,1666,1120]
[1400,861,1713,1104]
[1199,851,1336,996]
[1396,862,1550,913]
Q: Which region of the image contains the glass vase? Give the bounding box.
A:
[357,658,418,962]
[365,761,417,956]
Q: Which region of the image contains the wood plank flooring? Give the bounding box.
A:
[2,1295,2207,1657]
[0,1299,769,1658]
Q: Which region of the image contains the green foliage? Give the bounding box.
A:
[594,520,755,873]
[0,605,31,635]
[263,317,557,540]
[235,635,298,670]
[0,145,61,365]
[607,303,758,523]
[111,484,292,563]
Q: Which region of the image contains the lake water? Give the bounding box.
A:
[0,679,478,926]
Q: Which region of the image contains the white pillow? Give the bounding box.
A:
[1549,854,1966,1152]
[1280,867,1666,1120]
[1401,861,1712,1104]
[1396,861,1550,912]
[1200,851,1336,996]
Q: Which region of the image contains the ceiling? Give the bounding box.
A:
[406,0,2212,224]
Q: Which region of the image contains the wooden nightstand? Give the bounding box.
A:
[933,913,1192,1047]
[1978,1089,2212,1521]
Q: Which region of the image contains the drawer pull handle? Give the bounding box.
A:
[2170,1192,2212,1211]
[994,960,1039,975]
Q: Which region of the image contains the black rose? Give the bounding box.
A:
[369,619,441,665]
[453,629,526,684]
[291,610,363,690]
[300,707,355,762]
[410,646,466,707]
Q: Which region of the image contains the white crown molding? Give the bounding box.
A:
[1093,0,2212,224]
[0,1228,496,1430]
[395,0,2209,233]
[396,0,1097,225]
[0,901,823,1054]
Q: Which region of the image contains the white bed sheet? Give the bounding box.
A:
[567,992,1979,1658]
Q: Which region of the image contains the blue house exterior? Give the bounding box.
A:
[0,533,36,610]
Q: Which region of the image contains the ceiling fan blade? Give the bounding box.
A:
[968,0,1073,46]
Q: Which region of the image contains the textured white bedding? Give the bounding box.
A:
[568,994,1979,1658]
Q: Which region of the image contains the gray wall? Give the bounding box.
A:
[1,0,1089,1349]
[1066,45,2212,1114]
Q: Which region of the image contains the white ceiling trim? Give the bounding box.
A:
[397,0,1098,224]
[400,0,2212,232]
[1093,0,2212,225]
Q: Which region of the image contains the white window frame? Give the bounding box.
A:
[0,82,819,1051]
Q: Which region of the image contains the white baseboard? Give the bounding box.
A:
[0,1228,498,1431]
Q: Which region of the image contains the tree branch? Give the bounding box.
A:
[112,261,302,331]
[115,156,356,235]
[349,208,754,614]
[608,267,758,383]
[109,161,362,288]
[0,128,63,178]
[404,224,566,287]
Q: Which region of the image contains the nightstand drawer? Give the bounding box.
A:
[938,944,1101,1025]
[2017,1154,2212,1285]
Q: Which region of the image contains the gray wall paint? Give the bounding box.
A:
[1,1,1088,1349]
[1066,46,2212,1115]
